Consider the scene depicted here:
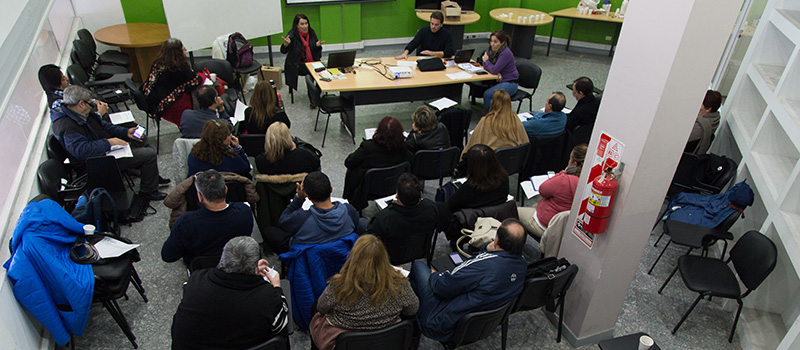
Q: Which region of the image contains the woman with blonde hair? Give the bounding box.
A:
[239,81,291,134]
[187,120,251,177]
[255,122,320,175]
[461,89,528,159]
[310,234,418,350]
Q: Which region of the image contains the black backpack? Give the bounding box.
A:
[227,32,254,68]
[71,188,119,235]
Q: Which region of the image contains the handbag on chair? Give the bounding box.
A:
[456,217,500,257]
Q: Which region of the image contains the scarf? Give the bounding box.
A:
[299,30,314,63]
[487,44,507,65]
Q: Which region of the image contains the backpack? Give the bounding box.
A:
[71,188,120,235]
[227,32,254,68]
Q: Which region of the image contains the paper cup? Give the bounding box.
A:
[209,73,217,82]
[83,224,95,236]
[638,335,654,350]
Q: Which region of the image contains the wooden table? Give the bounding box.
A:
[489,8,553,59]
[306,57,496,138]
[94,23,171,82]
[415,10,481,51]
[547,8,624,57]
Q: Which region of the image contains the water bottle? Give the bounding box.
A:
[270,80,285,110]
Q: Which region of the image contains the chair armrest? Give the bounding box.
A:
[86,73,134,87]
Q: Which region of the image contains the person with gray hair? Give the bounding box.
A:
[171,236,289,349]
[49,85,169,200]
[162,169,254,264]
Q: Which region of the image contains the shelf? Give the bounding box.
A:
[777,10,800,33]
[751,113,799,200]
[732,165,769,234]
[754,64,786,90]
[730,74,768,143]
[779,97,800,129]
[751,22,794,92]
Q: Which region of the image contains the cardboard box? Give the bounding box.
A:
[257,66,283,90]
[441,1,461,19]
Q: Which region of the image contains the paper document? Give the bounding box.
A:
[563,107,572,114]
[395,60,417,68]
[507,194,515,202]
[517,112,534,122]
[233,100,247,123]
[520,181,537,198]
[94,236,140,259]
[446,72,473,80]
[457,63,486,74]
[106,144,133,159]
[393,266,410,278]
[375,194,396,210]
[302,197,348,210]
[531,174,552,191]
[311,62,325,70]
[109,111,135,125]
[453,177,467,185]
[365,128,407,140]
[429,97,458,110]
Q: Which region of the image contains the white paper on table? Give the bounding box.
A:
[429,97,458,110]
[375,194,396,210]
[94,236,140,259]
[531,174,552,191]
[364,128,376,139]
[233,100,248,122]
[396,60,417,68]
[393,265,411,277]
[109,111,135,125]
[518,112,534,122]
[311,62,325,70]
[446,72,473,80]
[106,144,133,159]
[520,181,537,199]
[302,197,348,210]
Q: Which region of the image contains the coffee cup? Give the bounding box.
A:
[83,224,95,236]
[210,73,217,82]
[638,335,654,350]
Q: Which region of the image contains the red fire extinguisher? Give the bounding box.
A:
[581,167,619,234]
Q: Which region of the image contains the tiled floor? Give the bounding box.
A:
[60,42,745,349]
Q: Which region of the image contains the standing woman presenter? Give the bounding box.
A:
[281,13,324,109]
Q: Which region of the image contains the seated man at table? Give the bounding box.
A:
[162,169,253,265]
[522,92,568,138]
[180,86,231,138]
[395,11,454,59]
[565,76,601,133]
[171,236,288,349]
[50,86,169,200]
[366,173,439,247]
[409,218,528,342]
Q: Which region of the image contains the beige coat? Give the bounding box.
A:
[462,116,529,158]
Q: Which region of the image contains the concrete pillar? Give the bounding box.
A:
[557,0,742,345]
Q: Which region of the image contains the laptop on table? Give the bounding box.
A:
[325,50,357,69]
[453,49,475,63]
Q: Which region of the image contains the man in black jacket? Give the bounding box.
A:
[396,11,455,59]
[171,236,288,349]
[565,76,601,133]
[179,86,231,138]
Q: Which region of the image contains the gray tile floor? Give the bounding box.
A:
[61,42,742,349]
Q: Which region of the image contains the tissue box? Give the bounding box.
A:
[257,66,282,90]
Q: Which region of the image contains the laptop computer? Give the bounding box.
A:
[453,49,475,64]
[325,50,357,69]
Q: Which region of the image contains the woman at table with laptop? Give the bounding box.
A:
[281,13,324,109]
[479,30,520,109]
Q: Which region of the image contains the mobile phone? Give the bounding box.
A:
[449,252,463,265]
[132,126,145,139]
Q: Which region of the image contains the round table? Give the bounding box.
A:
[94,23,171,82]
[489,8,553,59]
[415,10,481,51]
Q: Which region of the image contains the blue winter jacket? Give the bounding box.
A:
[665,181,753,228]
[278,233,358,330]
[3,199,94,345]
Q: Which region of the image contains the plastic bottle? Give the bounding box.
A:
[619,0,629,17]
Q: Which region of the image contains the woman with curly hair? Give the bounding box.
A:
[187,120,251,178]
[239,81,291,134]
[255,122,320,175]
[310,234,418,350]
[343,116,413,211]
[142,38,202,126]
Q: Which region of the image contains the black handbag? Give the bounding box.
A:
[417,57,446,71]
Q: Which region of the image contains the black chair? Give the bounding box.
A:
[509,62,542,113]
[86,155,134,213]
[495,143,531,177]
[569,122,594,150]
[287,67,311,104]
[37,159,85,210]
[437,107,472,151]
[306,75,354,147]
[242,336,290,350]
[239,134,266,158]
[125,78,162,153]
[334,319,415,350]
[525,131,570,177]
[648,211,739,275]
[362,162,412,202]
[66,64,132,112]
[47,134,84,177]
[71,39,129,81]
[442,300,515,350]
[185,179,250,212]
[658,230,777,343]
[384,229,435,266]
[411,147,460,195]
[231,59,262,101]
[195,59,240,102]
[76,28,130,67]
[189,255,222,272]
[505,264,578,344]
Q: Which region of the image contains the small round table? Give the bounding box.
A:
[94,23,171,82]
[489,8,553,59]
[415,10,481,51]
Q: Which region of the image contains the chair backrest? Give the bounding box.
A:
[195,59,236,87]
[384,229,434,265]
[305,75,323,108]
[669,153,736,197]
[716,210,741,232]
[124,78,150,113]
[525,130,570,177]
[242,336,290,350]
[47,134,71,163]
[188,255,222,272]
[411,146,460,181]
[449,300,514,347]
[86,155,127,193]
[77,29,97,53]
[185,178,250,211]
[516,61,542,90]
[239,134,266,157]
[72,39,97,72]
[37,159,68,203]
[66,64,91,87]
[569,122,594,149]
[362,162,411,200]
[335,319,415,350]
[495,143,530,176]
[513,264,578,313]
[437,107,472,151]
[729,230,777,292]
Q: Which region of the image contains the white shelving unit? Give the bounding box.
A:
[718,0,800,347]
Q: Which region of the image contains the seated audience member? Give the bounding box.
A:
[239,81,291,134]
[685,89,722,154]
[522,92,568,138]
[38,64,70,108]
[517,145,587,238]
[461,90,528,159]
[256,122,320,175]
[142,38,202,126]
[367,173,439,245]
[565,76,601,133]
[405,105,450,153]
[171,236,288,350]
[187,120,251,178]
[447,145,509,215]
[310,234,419,350]
[266,171,359,254]
[410,218,527,342]
[180,85,231,138]
[50,86,168,200]
[343,116,413,211]
[162,170,253,264]
[395,11,454,59]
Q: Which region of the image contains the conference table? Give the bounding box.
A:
[415,10,481,51]
[547,8,624,57]
[305,57,497,139]
[94,23,171,82]
[489,8,554,59]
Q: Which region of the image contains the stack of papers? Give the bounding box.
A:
[94,236,140,259]
[106,144,133,159]
[326,68,346,79]
[446,72,473,80]
[109,111,135,125]
[457,63,486,74]
[520,174,556,199]
[517,112,535,122]
[311,62,325,70]
[428,97,458,110]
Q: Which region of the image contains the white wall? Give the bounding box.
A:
[70,0,125,52]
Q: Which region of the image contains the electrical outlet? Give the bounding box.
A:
[605,35,612,41]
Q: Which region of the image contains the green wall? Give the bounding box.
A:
[120,0,623,47]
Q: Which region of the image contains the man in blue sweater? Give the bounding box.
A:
[410,218,528,342]
[522,92,568,139]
